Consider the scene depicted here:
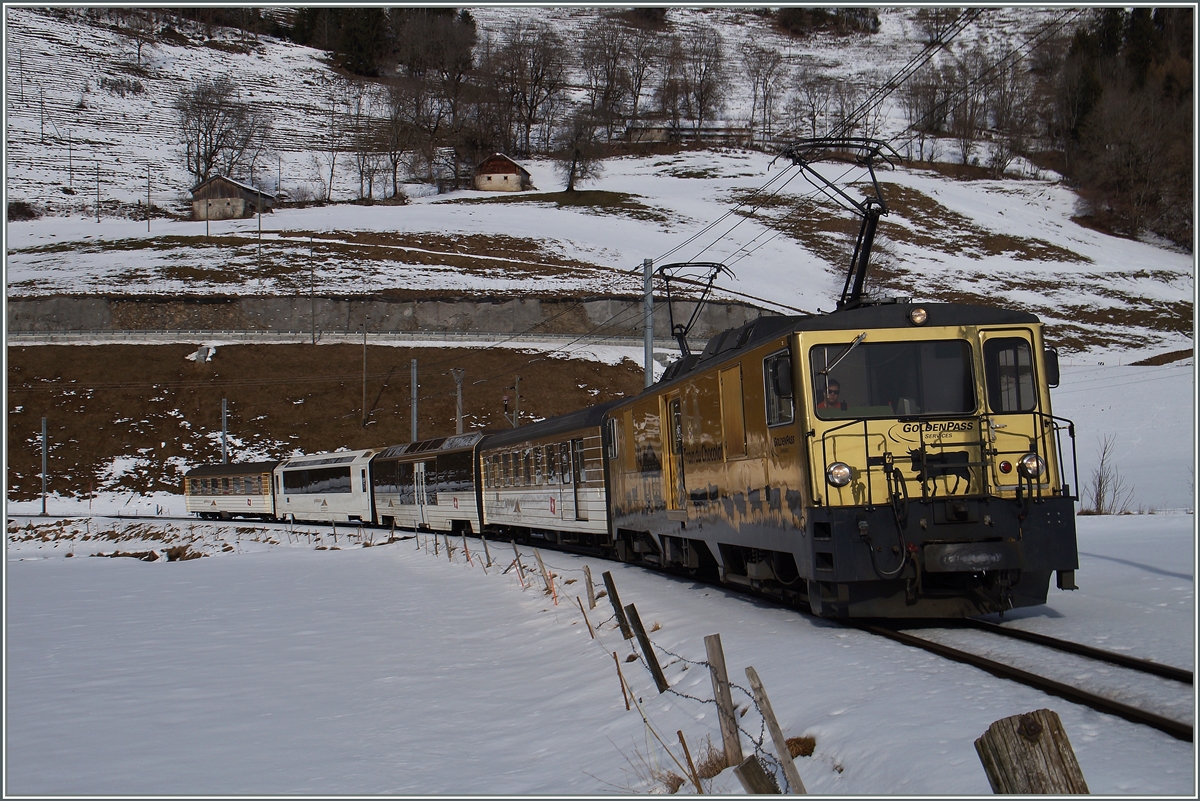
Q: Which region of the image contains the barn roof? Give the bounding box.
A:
[189,174,278,199]
[474,153,530,177]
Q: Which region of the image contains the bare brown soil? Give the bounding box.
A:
[6,343,645,500]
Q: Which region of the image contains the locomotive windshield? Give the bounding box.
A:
[811,339,975,419]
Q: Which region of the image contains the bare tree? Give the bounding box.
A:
[625,25,660,129]
[175,75,273,185]
[787,67,832,138]
[679,25,727,131]
[347,82,384,200]
[946,46,989,165]
[496,19,568,156]
[741,42,786,142]
[579,16,630,142]
[554,109,604,191]
[1081,435,1134,514]
[914,7,964,44]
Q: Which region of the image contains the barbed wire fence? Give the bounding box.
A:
[405,530,808,793]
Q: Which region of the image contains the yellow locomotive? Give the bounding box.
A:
[606,302,1078,617]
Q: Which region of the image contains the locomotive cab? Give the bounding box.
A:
[796,302,1079,616]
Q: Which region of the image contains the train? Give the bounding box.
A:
[184,299,1080,618]
[184,139,1081,618]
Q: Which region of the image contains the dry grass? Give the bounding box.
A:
[6,343,645,500]
[436,190,675,225]
[787,735,816,758]
[694,736,730,780]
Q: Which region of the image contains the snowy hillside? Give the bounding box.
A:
[5,7,1194,362]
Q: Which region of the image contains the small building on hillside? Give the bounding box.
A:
[190,175,277,221]
[473,153,533,192]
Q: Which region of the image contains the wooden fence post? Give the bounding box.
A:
[704,633,744,767]
[576,596,595,638]
[613,651,630,710]
[733,754,780,794]
[975,709,1089,794]
[745,666,806,794]
[533,548,553,593]
[625,603,669,693]
[481,535,492,566]
[602,570,633,639]
[678,730,704,794]
[584,564,597,609]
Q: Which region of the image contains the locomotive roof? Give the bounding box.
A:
[185,460,280,477]
[657,302,1041,385]
[479,399,622,451]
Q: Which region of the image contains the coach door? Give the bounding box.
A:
[414,462,429,526]
[571,439,588,521]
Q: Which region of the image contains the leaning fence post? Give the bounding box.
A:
[975,709,1089,794]
[584,564,597,609]
[533,548,553,593]
[481,535,493,567]
[625,603,669,693]
[745,666,806,794]
[705,633,744,767]
[602,570,633,639]
[733,754,780,794]
[576,596,595,638]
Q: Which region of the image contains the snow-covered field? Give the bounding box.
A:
[4,511,1194,795]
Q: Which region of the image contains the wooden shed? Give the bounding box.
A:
[190,175,277,221]
[473,153,533,192]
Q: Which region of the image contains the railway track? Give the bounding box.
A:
[857,620,1194,743]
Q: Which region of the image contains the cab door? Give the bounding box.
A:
[980,330,1056,495]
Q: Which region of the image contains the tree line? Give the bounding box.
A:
[169,7,1191,248]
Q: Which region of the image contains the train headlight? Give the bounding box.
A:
[1017,453,1046,479]
[908,307,928,326]
[826,462,853,487]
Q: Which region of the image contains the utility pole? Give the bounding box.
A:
[504,376,521,427]
[95,162,100,223]
[451,368,465,434]
[41,417,48,516]
[221,398,228,464]
[410,359,418,442]
[643,258,654,388]
[146,165,151,232]
[361,320,368,427]
[309,235,316,345]
[67,129,72,188]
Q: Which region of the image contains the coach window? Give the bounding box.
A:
[764,350,795,427]
[984,337,1037,413]
[545,444,556,483]
[534,447,544,485]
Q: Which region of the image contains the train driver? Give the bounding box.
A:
[816,378,848,411]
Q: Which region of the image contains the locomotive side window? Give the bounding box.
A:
[984,338,1037,413]
[764,350,795,427]
[810,340,975,419]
